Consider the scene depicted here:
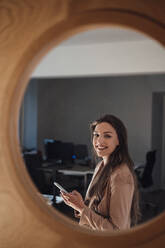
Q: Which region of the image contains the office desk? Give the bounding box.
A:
[37,164,94,193]
[58,165,94,192]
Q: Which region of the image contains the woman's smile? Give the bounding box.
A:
[96,145,108,150]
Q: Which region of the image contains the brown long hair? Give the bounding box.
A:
[86,114,141,226]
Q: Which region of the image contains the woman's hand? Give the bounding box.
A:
[60,190,85,215]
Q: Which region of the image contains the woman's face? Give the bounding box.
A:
[93,122,119,161]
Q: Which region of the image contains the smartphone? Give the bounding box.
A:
[54,182,68,193]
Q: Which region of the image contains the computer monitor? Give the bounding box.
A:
[73,144,88,160]
[44,139,63,161]
[60,142,74,163]
[44,139,74,163]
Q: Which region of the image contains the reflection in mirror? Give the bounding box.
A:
[19,27,165,231]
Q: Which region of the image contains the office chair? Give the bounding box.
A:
[135,150,157,224]
[135,150,156,189]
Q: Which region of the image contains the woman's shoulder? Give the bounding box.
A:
[111,163,134,184]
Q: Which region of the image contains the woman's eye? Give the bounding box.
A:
[93,133,99,137]
[104,135,111,138]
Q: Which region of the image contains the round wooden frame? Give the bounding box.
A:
[1,0,165,247]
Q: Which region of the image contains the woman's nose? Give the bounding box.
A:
[97,135,104,144]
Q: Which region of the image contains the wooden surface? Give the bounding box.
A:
[0,0,165,247]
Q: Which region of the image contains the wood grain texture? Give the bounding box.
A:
[0,0,165,247]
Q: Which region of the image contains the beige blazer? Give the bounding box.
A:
[79,162,134,231]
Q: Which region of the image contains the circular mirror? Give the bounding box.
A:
[2,1,165,247]
[19,27,165,230]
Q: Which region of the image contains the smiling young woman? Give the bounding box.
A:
[61,115,140,231]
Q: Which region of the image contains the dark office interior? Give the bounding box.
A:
[21,74,165,227]
[23,138,165,225]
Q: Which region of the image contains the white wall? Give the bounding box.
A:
[32,40,165,77]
